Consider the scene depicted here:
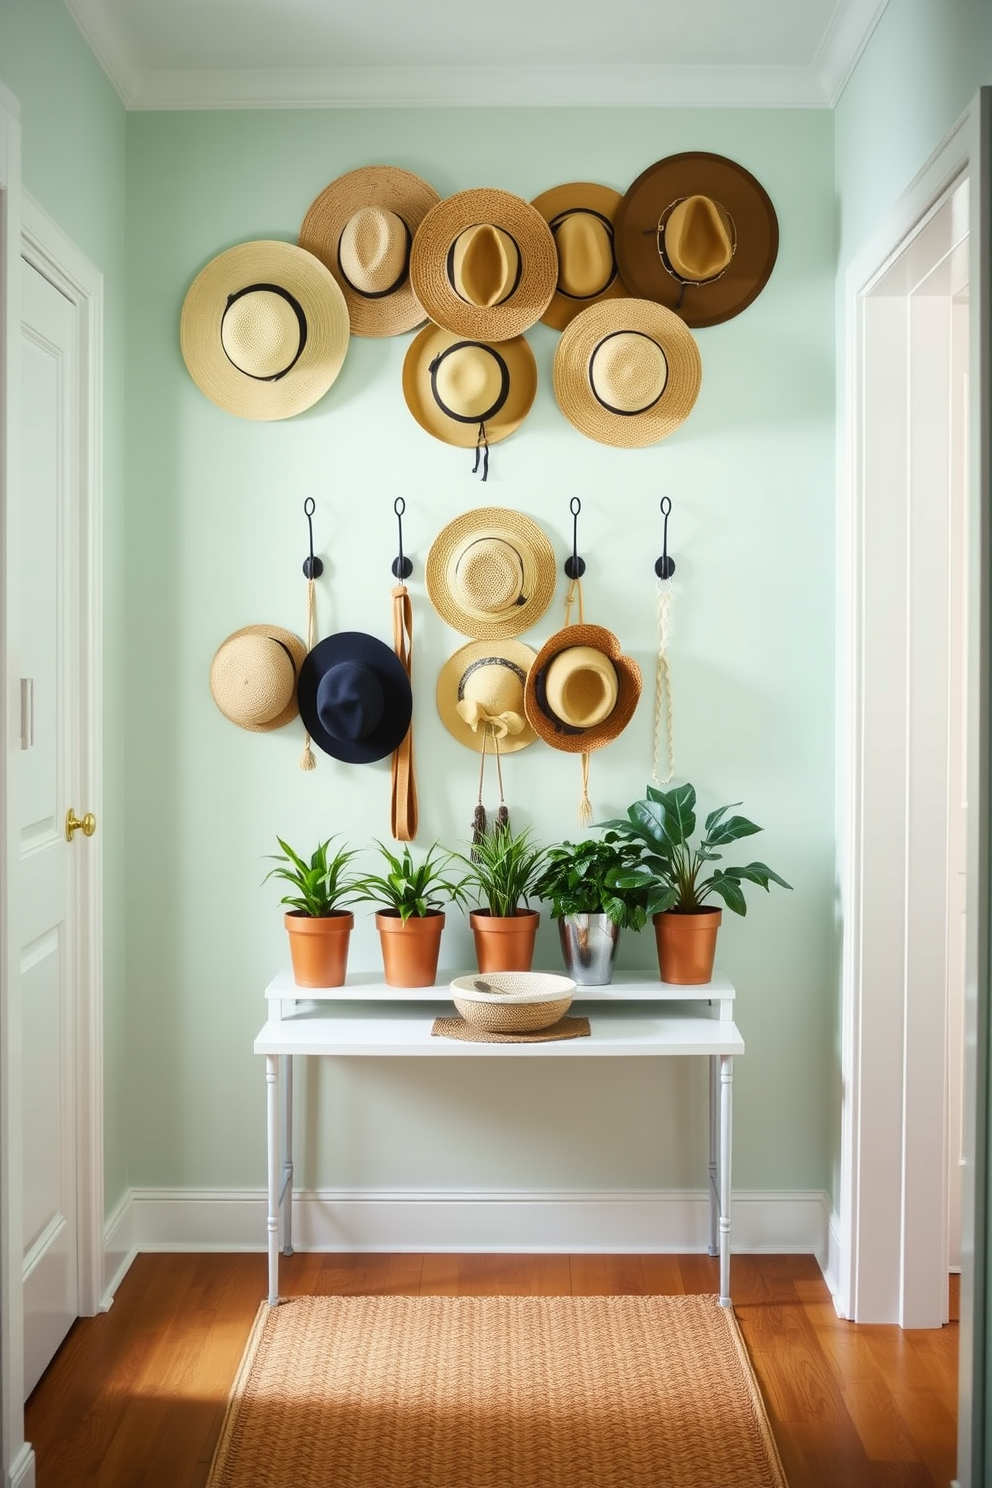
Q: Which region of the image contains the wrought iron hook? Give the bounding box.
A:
[302,497,323,579]
[655,497,676,579]
[564,496,586,580]
[391,496,413,581]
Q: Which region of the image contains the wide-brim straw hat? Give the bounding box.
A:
[524,623,641,753]
[298,165,441,338]
[180,240,350,420]
[410,187,558,341]
[426,506,557,640]
[530,181,630,331]
[615,152,779,328]
[297,631,413,764]
[209,625,308,732]
[552,298,702,448]
[436,638,539,753]
[402,324,538,449]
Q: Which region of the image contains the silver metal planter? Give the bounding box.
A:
[557,913,621,985]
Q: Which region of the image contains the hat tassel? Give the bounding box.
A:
[471,421,490,482]
[493,729,509,835]
[299,573,317,772]
[577,752,592,828]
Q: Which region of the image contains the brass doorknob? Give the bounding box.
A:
[65,809,96,842]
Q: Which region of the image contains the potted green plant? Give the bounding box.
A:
[532,832,649,985]
[352,842,470,987]
[264,835,359,988]
[599,783,792,984]
[454,824,549,973]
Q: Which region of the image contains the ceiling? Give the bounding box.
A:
[64,0,890,110]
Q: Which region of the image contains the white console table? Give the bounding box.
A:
[254,970,744,1308]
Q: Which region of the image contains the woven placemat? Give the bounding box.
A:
[432,1013,591,1043]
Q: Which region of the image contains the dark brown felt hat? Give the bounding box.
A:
[615,152,778,329]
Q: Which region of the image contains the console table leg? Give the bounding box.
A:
[281,1054,294,1257]
[707,1055,719,1257]
[718,1053,733,1307]
[265,1055,280,1306]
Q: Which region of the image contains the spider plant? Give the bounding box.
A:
[351,842,470,922]
[263,836,359,917]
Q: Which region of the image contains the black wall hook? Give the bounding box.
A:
[391,496,413,580]
[564,496,587,580]
[654,497,676,579]
[302,497,323,580]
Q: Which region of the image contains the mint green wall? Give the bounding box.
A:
[0,0,129,1217]
[124,107,835,1197]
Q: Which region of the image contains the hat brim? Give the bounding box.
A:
[523,623,642,753]
[299,165,440,338]
[552,298,702,449]
[297,631,413,763]
[210,624,308,732]
[410,188,558,342]
[531,182,631,332]
[426,506,557,641]
[180,240,350,421]
[436,639,539,753]
[402,325,538,450]
[615,152,779,328]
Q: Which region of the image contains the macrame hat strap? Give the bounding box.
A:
[652,575,675,787]
[563,576,593,826]
[390,582,419,840]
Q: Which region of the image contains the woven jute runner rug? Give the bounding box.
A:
[206,1293,788,1488]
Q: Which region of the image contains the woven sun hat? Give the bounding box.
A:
[552,298,702,449]
[296,631,413,764]
[530,182,630,331]
[409,187,558,341]
[436,638,538,754]
[209,625,308,732]
[614,152,779,328]
[524,623,642,753]
[179,240,350,420]
[426,506,557,641]
[298,165,441,338]
[402,323,538,473]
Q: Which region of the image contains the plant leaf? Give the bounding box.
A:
[724,861,793,891]
[705,873,748,916]
[704,814,762,846]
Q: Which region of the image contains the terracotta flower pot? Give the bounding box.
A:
[375,910,445,987]
[653,907,722,985]
[285,910,354,988]
[470,908,541,973]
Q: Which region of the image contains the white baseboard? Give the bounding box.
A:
[8,1443,35,1488]
[822,1205,843,1313]
[102,1188,136,1308]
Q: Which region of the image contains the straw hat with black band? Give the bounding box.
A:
[298,165,441,338]
[530,181,630,331]
[552,298,702,448]
[403,325,538,481]
[297,631,413,764]
[210,625,308,732]
[614,152,779,328]
[180,240,350,421]
[409,188,558,341]
[426,507,557,641]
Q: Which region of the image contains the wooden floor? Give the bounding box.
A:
[25,1252,959,1487]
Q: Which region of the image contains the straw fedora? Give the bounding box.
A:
[409,188,558,341]
[180,240,350,421]
[426,507,556,640]
[298,165,441,338]
[402,324,538,477]
[297,631,413,764]
[436,638,538,754]
[552,298,702,448]
[524,624,641,753]
[209,625,308,732]
[530,182,630,331]
[615,152,779,328]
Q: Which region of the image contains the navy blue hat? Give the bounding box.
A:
[297,631,413,763]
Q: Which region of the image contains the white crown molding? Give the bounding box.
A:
[814,0,892,106]
[64,0,145,108]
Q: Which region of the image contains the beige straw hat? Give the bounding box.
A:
[409,188,558,341]
[530,182,630,331]
[524,623,641,753]
[298,165,441,338]
[402,324,538,474]
[180,240,350,421]
[552,298,702,448]
[436,638,538,753]
[426,507,556,640]
[209,625,308,732]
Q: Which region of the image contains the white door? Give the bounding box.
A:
[19,257,83,1397]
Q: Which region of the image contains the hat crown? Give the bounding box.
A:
[338,205,410,296]
[432,343,507,423]
[589,330,669,415]
[220,286,304,380]
[462,656,526,717]
[665,194,734,283]
[545,645,619,728]
[211,633,296,726]
[455,537,525,616]
[554,211,615,300]
[451,223,521,309]
[315,661,384,742]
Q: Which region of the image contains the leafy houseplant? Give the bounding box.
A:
[599,783,792,984]
[455,824,549,973]
[352,842,470,987]
[532,833,650,985]
[264,836,359,988]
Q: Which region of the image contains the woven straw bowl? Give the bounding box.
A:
[450,971,576,1033]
